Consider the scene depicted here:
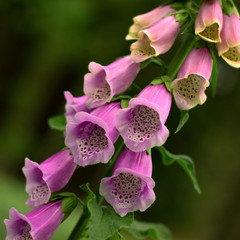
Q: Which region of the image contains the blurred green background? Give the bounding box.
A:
[1,0,240,239]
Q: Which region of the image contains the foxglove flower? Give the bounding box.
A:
[4,201,64,240]
[65,102,121,166]
[84,56,140,109]
[171,48,213,110]
[216,13,240,68]
[64,91,89,121]
[195,0,223,43]
[116,84,171,152]
[23,150,77,208]
[100,148,155,217]
[126,5,175,40]
[130,15,180,63]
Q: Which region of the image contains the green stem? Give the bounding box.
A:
[167,34,197,81]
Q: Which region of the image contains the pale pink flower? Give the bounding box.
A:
[216,13,240,68]
[171,48,213,110]
[195,0,223,43]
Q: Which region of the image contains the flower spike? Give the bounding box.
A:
[126,5,176,40]
[195,0,223,43]
[216,13,240,68]
[23,150,77,208]
[171,48,213,110]
[100,148,155,217]
[65,102,121,166]
[5,201,64,240]
[116,84,171,152]
[84,56,140,109]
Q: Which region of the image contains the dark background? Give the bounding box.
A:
[1,0,240,239]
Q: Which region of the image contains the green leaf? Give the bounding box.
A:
[80,183,96,204]
[222,0,239,17]
[157,146,201,194]
[61,195,79,222]
[50,192,78,202]
[88,205,133,240]
[81,183,133,240]
[125,220,171,240]
[108,232,125,240]
[121,99,129,109]
[175,110,189,133]
[111,95,132,102]
[50,193,79,222]
[150,76,171,92]
[165,9,189,26]
[210,52,218,97]
[146,149,151,155]
[48,114,66,131]
[171,2,186,10]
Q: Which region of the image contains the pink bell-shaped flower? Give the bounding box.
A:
[195,0,223,43]
[4,201,64,240]
[130,15,180,63]
[23,150,77,208]
[171,48,213,110]
[126,5,175,40]
[116,84,171,152]
[65,102,121,166]
[84,56,140,109]
[100,148,155,217]
[216,13,240,68]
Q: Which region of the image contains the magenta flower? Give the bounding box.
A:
[84,56,140,109]
[65,102,121,166]
[100,148,155,217]
[64,91,89,121]
[171,48,213,110]
[126,5,175,40]
[22,150,77,208]
[116,84,171,152]
[216,13,240,68]
[4,201,64,240]
[130,15,180,63]
[195,0,223,43]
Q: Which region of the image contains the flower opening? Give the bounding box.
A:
[198,22,220,42]
[76,121,109,162]
[127,105,161,143]
[171,74,209,110]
